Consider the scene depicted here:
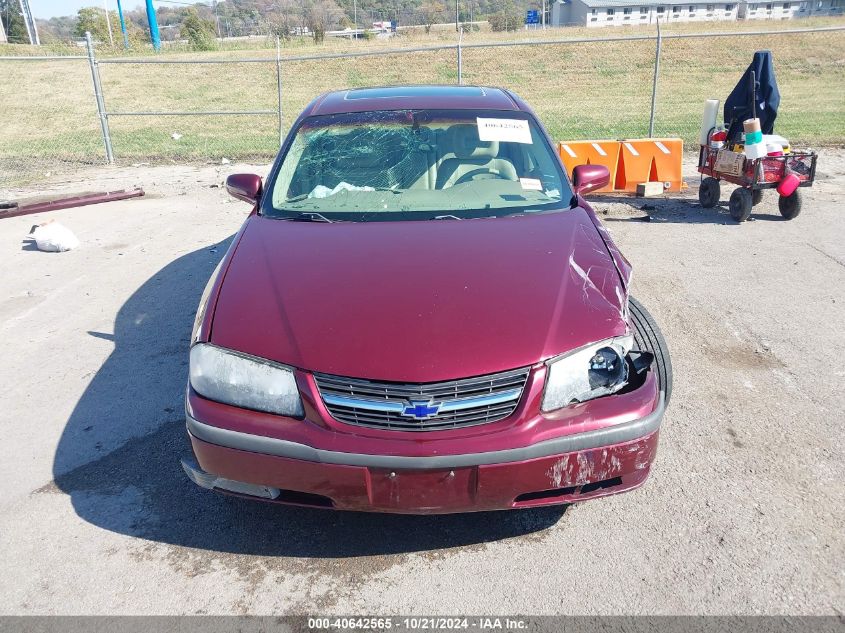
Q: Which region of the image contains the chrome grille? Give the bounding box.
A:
[313,367,530,431]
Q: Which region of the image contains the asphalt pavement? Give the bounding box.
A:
[0,153,842,615]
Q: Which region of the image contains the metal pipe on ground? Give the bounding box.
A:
[0,189,145,220]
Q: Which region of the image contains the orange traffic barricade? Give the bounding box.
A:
[557,138,684,194]
[614,139,684,193]
[558,140,620,194]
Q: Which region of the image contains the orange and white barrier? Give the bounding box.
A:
[558,140,620,194]
[558,138,685,194]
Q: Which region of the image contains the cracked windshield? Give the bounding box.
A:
[267,109,571,221]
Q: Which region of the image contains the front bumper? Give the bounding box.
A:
[182,373,665,513]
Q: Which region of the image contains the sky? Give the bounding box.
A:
[30,1,146,20]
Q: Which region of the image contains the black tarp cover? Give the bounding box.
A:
[724,50,780,144]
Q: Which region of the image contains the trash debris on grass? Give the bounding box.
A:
[28,220,79,252]
[171,133,183,140]
[221,158,231,165]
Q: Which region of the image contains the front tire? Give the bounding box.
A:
[729,187,753,222]
[778,189,802,220]
[698,177,720,208]
[629,297,673,406]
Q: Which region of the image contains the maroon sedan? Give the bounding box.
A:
[182,86,672,513]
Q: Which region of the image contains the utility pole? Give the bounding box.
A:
[0,14,7,43]
[145,0,161,51]
[103,0,114,46]
[213,0,222,39]
[18,0,40,45]
[116,0,129,48]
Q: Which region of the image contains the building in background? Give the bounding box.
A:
[551,0,738,27]
[550,0,841,25]
[740,0,843,17]
[738,0,796,18]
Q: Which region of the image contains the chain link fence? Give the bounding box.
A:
[462,35,659,140]
[0,55,104,187]
[653,28,845,144]
[1,25,843,189]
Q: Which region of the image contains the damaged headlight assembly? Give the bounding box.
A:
[189,343,304,417]
[541,334,636,412]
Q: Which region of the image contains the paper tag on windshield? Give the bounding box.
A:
[476,118,532,144]
[520,178,543,191]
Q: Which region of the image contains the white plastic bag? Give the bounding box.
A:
[308,182,375,199]
[29,221,79,252]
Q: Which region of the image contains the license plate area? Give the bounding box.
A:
[367,467,477,511]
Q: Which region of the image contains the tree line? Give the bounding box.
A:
[1,0,531,49]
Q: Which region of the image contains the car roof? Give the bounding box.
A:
[306,86,524,116]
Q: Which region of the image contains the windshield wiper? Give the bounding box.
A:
[431,214,462,221]
[285,212,335,223]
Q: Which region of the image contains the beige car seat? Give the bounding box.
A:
[436,124,518,189]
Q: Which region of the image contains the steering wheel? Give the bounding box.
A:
[452,169,512,186]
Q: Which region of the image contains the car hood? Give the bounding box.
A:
[210,209,628,382]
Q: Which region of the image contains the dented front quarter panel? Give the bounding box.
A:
[562,209,630,327]
[578,195,633,293]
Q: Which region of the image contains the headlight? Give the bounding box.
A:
[189,343,304,417]
[541,335,634,412]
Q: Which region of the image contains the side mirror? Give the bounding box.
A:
[572,164,610,196]
[226,173,263,204]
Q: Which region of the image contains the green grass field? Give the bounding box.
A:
[1,17,843,184]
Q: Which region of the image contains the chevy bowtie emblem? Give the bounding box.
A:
[401,399,442,420]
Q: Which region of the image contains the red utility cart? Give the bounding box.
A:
[697,131,817,223]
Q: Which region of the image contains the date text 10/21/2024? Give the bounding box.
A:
[307,617,529,631]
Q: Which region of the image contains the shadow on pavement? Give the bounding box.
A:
[51,239,566,559]
[589,193,789,225]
